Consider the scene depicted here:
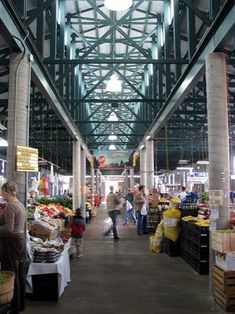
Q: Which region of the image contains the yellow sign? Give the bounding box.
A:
[16,145,38,172]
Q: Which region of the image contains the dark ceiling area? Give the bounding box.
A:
[0,0,235,174]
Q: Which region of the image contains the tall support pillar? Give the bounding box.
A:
[7,53,31,204]
[140,149,147,187]
[146,140,154,190]
[206,52,230,230]
[90,167,95,207]
[95,169,99,194]
[124,170,128,194]
[80,148,86,218]
[130,167,134,188]
[73,140,81,210]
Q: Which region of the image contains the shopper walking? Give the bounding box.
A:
[134,185,148,235]
[178,186,187,202]
[70,208,85,258]
[104,186,121,240]
[123,188,136,225]
[0,181,27,314]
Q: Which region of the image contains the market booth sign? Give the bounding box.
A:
[16,146,38,172]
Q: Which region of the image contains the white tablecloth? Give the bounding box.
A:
[26,241,71,297]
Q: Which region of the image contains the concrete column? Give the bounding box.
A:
[7,53,31,204]
[73,140,81,210]
[130,167,134,188]
[80,148,86,218]
[95,169,99,194]
[140,149,146,186]
[146,140,154,190]
[206,52,230,229]
[124,170,128,194]
[90,167,95,207]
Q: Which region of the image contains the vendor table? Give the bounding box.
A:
[26,241,71,301]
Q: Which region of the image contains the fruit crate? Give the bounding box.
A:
[213,265,235,311]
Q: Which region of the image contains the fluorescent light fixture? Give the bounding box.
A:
[108,133,117,140]
[106,74,122,92]
[109,144,116,150]
[176,167,193,171]
[168,0,174,25]
[104,0,133,11]
[108,112,118,121]
[139,145,145,150]
[197,160,209,165]
[0,138,8,147]
[145,135,151,141]
[148,64,153,76]
[160,26,164,47]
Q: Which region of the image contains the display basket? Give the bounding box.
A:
[0,271,15,305]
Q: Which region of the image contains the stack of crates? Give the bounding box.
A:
[180,221,209,274]
[213,265,235,311]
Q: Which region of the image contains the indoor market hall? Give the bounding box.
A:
[24,204,225,314]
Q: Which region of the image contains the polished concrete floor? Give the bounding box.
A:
[24,206,226,314]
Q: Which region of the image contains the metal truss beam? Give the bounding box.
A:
[0,0,88,151]
[44,58,189,65]
[138,1,235,149]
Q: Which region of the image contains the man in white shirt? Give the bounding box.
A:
[178,186,187,201]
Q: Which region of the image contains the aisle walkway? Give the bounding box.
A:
[25,206,225,314]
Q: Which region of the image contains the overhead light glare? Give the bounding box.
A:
[109,144,116,150]
[104,0,133,11]
[145,135,151,141]
[108,133,117,140]
[197,160,209,165]
[0,124,7,131]
[0,138,7,147]
[106,74,122,92]
[139,145,145,150]
[108,112,118,121]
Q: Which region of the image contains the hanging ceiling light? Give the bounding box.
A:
[108,112,118,121]
[109,144,117,150]
[108,133,117,140]
[106,74,122,92]
[104,0,133,11]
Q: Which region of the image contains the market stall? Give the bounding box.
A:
[26,200,73,301]
[26,240,71,301]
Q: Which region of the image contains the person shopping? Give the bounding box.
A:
[70,208,85,258]
[104,186,121,240]
[134,185,148,235]
[0,181,27,314]
[123,188,136,225]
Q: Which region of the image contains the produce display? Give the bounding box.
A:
[36,204,74,218]
[30,237,65,263]
[181,215,209,227]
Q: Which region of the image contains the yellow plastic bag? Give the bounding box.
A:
[163,207,181,242]
[155,219,164,237]
[149,235,162,253]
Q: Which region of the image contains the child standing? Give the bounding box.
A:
[70,208,85,258]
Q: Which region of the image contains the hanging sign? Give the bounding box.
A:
[16,145,38,172]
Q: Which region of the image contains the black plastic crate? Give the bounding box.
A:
[0,303,11,314]
[180,208,198,218]
[31,273,59,301]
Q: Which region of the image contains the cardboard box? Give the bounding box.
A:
[212,230,235,253]
[215,252,235,271]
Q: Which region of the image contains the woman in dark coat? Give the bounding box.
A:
[0,181,27,314]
